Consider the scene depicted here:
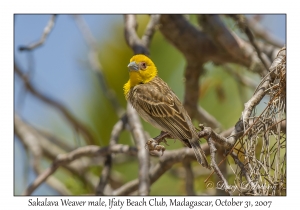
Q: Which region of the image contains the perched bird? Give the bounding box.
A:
[124,54,209,169]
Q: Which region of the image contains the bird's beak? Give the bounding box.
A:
[127,61,139,71]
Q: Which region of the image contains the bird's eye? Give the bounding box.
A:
[140,62,147,70]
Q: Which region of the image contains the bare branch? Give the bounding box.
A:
[33,163,72,195]
[229,15,271,72]
[159,15,268,74]
[14,114,99,190]
[22,143,137,195]
[142,15,161,48]
[96,114,127,195]
[15,110,133,195]
[15,115,71,195]
[207,137,231,195]
[198,15,250,65]
[112,145,210,195]
[124,15,149,55]
[23,162,59,195]
[127,103,150,195]
[183,62,221,129]
[242,74,271,121]
[14,62,96,145]
[225,49,285,148]
[19,15,56,51]
[73,15,124,117]
[227,48,285,158]
[246,15,284,48]
[95,155,112,195]
[183,159,195,195]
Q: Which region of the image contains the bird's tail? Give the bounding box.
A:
[190,138,210,169]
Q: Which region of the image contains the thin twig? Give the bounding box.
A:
[246,15,284,48]
[19,15,57,51]
[231,152,258,195]
[229,15,271,72]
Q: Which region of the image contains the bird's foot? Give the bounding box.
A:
[145,138,166,156]
[198,124,205,131]
[154,131,171,145]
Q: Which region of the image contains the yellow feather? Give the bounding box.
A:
[123,55,157,97]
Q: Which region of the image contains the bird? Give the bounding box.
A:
[123,54,209,169]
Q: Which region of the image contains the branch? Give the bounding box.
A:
[14,62,96,145]
[19,15,57,51]
[33,162,72,195]
[246,15,284,48]
[127,103,150,195]
[96,114,127,195]
[183,159,195,195]
[229,15,271,72]
[112,145,210,195]
[15,115,72,195]
[225,49,285,148]
[22,144,137,195]
[95,155,112,195]
[207,137,231,195]
[142,15,161,48]
[124,15,149,55]
[14,114,99,190]
[159,15,267,74]
[111,124,238,196]
[183,62,221,129]
[198,15,251,65]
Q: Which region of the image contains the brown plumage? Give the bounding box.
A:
[124,55,210,169]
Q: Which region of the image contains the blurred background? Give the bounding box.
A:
[14,14,286,195]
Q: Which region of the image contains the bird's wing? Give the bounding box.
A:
[130,77,210,168]
[130,77,193,140]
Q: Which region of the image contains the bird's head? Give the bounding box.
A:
[127,54,157,85]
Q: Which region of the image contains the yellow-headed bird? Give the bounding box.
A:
[124,54,209,169]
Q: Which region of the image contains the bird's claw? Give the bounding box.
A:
[145,138,166,156]
[162,138,169,146]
